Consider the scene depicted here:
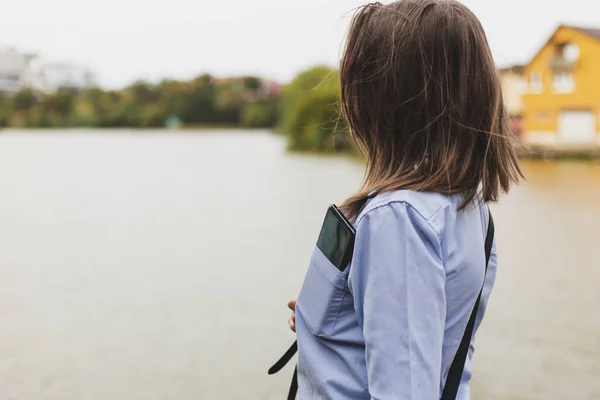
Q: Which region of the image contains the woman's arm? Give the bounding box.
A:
[350,202,446,400]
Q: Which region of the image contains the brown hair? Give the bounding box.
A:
[339,0,522,221]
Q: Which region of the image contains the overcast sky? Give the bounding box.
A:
[3,0,599,88]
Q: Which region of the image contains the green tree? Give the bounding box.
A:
[241,103,268,128]
[117,81,164,127]
[0,72,284,130]
[11,88,38,113]
[244,77,262,92]
[215,90,241,124]
[181,74,217,124]
[278,66,348,151]
[126,81,159,105]
[0,93,7,127]
[157,79,187,118]
[8,88,39,127]
[95,90,129,127]
[241,101,278,128]
[39,88,77,126]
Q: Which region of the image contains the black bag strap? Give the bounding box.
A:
[440,209,495,400]
[268,345,298,400]
[269,207,494,400]
[268,341,297,376]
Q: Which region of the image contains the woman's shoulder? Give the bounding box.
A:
[357,190,465,237]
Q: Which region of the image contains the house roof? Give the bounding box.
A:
[572,27,600,41]
[498,64,526,75]
[525,24,600,69]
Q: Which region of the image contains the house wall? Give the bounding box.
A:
[522,26,600,144]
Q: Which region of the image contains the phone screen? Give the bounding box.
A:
[316,206,356,272]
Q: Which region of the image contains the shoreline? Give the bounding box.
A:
[517,142,600,160]
[2,128,599,160]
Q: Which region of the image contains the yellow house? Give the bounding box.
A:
[522,25,600,145]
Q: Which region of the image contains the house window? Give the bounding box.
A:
[563,44,580,64]
[553,72,575,93]
[530,72,543,93]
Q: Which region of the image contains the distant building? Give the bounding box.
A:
[522,25,600,145]
[0,46,44,94]
[499,64,527,136]
[0,46,94,94]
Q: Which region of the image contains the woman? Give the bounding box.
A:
[286,0,522,399]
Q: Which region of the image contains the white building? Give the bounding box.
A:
[0,46,44,94]
[0,46,94,94]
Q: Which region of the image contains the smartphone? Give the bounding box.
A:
[316,205,356,272]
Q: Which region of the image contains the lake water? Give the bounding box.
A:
[0,129,598,400]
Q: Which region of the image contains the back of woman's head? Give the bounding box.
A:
[340,0,522,220]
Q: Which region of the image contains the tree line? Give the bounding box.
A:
[0,67,351,153]
[0,75,279,129]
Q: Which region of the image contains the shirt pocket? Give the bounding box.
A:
[297,246,350,338]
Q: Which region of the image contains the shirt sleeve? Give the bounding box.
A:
[349,202,446,400]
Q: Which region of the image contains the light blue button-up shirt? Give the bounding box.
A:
[295,190,497,399]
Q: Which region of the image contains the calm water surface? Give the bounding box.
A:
[0,130,598,400]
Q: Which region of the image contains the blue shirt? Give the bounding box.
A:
[295,190,497,399]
